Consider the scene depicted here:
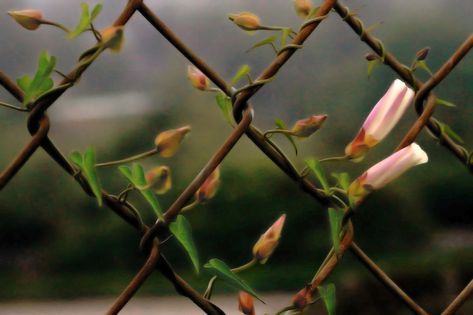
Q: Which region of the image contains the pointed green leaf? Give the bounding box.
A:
[319,283,336,315]
[439,123,464,144]
[331,172,350,191]
[436,98,456,108]
[169,215,200,273]
[367,60,379,79]
[215,93,235,126]
[119,164,164,219]
[305,158,330,192]
[328,208,343,253]
[68,3,91,39]
[247,36,276,53]
[83,147,103,206]
[275,118,298,155]
[90,3,103,21]
[69,151,83,167]
[280,29,291,48]
[204,258,263,302]
[415,60,433,76]
[231,65,251,85]
[17,75,32,93]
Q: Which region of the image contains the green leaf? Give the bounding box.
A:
[231,65,251,85]
[83,147,103,206]
[319,283,336,315]
[68,3,92,39]
[280,28,291,48]
[436,98,456,108]
[215,93,235,126]
[367,60,379,79]
[307,6,320,18]
[331,172,350,191]
[439,123,464,144]
[19,51,56,105]
[247,36,276,53]
[69,151,83,167]
[204,258,263,302]
[305,158,330,192]
[414,60,433,76]
[17,75,32,93]
[169,215,200,273]
[328,208,343,253]
[119,164,164,219]
[90,3,103,21]
[275,118,298,155]
[69,149,102,207]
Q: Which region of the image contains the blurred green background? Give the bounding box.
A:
[0,0,472,314]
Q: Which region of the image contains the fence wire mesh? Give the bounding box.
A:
[0,0,472,314]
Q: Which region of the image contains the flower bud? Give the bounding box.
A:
[100,26,124,52]
[293,0,313,19]
[290,114,327,137]
[187,65,209,91]
[8,10,43,31]
[252,214,286,264]
[292,285,312,310]
[145,166,171,195]
[228,12,261,31]
[154,126,191,158]
[348,143,428,204]
[415,47,430,61]
[345,79,414,159]
[196,167,220,203]
[238,291,255,315]
[365,52,379,61]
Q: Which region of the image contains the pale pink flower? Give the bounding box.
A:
[345,79,415,159]
[8,10,43,30]
[348,143,428,202]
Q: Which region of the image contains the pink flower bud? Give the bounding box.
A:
[195,167,220,203]
[348,143,428,202]
[252,214,286,264]
[345,79,415,159]
[290,114,327,137]
[154,126,191,158]
[228,12,261,31]
[238,291,255,315]
[293,0,313,18]
[415,47,430,61]
[100,26,124,52]
[8,10,43,30]
[365,52,379,61]
[187,65,209,91]
[292,285,312,310]
[145,166,171,195]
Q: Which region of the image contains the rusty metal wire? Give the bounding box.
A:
[0,0,471,314]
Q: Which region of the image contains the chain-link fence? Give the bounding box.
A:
[0,0,471,314]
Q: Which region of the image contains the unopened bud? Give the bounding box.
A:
[228,12,261,31]
[415,47,430,61]
[154,126,191,158]
[8,10,43,30]
[365,52,378,61]
[145,166,171,195]
[293,0,313,19]
[187,65,209,91]
[290,114,327,137]
[252,214,286,264]
[292,285,312,310]
[100,26,124,52]
[196,167,220,203]
[238,291,255,315]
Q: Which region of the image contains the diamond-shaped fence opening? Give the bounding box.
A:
[0,0,471,314]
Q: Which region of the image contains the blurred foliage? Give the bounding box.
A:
[0,1,471,314]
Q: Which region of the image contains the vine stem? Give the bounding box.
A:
[0,101,28,112]
[96,148,158,167]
